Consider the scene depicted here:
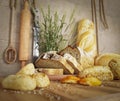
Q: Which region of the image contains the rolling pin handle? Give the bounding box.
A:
[21,61,26,68]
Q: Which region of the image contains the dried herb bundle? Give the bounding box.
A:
[38,6,75,54]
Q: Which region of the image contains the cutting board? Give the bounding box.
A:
[0,77,120,101]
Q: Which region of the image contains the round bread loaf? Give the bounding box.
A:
[95,53,120,66]
[2,74,36,91]
[33,73,50,88]
[17,63,35,75]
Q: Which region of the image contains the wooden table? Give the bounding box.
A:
[0,77,120,101]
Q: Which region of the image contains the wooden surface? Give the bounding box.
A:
[0,77,120,101]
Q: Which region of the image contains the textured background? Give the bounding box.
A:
[0,0,120,76]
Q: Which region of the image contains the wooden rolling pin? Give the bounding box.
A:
[19,0,31,68]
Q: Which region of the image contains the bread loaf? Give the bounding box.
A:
[61,75,80,84]
[78,66,113,81]
[77,47,94,68]
[77,19,94,35]
[76,19,97,58]
[95,53,120,66]
[2,63,51,90]
[60,75,101,86]
[2,74,36,91]
[78,77,102,86]
[17,63,35,75]
[35,52,74,74]
[59,46,94,69]
[32,73,50,87]
[108,59,120,80]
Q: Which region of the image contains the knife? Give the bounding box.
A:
[31,0,40,62]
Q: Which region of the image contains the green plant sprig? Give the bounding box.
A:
[38,6,75,54]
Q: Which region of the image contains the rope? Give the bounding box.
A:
[91,0,99,55]
[99,0,108,29]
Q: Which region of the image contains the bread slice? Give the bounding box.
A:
[59,46,80,63]
[35,53,74,74]
[108,59,120,80]
[63,53,83,74]
[95,53,120,66]
[36,68,64,75]
[59,46,94,69]
[78,66,113,81]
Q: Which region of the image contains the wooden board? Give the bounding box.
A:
[0,77,120,101]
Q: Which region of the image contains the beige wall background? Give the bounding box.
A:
[0,0,120,76]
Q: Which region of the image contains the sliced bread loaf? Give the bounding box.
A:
[35,52,74,74]
[63,53,83,74]
[59,46,94,69]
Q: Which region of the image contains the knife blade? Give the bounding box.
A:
[31,0,40,62]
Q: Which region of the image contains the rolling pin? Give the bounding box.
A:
[19,0,32,68]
